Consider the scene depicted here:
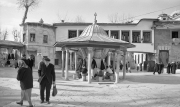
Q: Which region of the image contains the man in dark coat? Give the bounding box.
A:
[76,59,83,79]
[91,59,97,69]
[38,57,56,104]
[171,62,177,74]
[158,63,161,74]
[167,63,171,74]
[153,63,159,75]
[28,55,34,71]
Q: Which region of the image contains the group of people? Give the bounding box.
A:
[76,59,114,81]
[16,55,56,107]
[153,63,164,74]
[166,62,178,74]
[91,65,114,80]
[153,62,178,75]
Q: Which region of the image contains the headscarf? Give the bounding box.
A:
[18,59,29,68]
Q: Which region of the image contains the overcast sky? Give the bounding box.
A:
[0,0,180,40]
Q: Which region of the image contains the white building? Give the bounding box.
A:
[53,18,157,70]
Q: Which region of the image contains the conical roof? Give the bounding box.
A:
[54,13,135,49]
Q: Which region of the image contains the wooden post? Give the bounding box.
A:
[87,47,93,83]
[115,50,120,83]
[62,50,65,77]
[108,52,111,66]
[65,48,69,80]
[74,51,77,71]
[70,51,72,70]
[123,49,127,79]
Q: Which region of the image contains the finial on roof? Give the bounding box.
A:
[39,18,44,24]
[94,12,97,24]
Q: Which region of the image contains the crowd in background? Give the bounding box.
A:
[153,62,178,75]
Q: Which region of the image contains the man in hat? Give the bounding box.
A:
[38,57,56,104]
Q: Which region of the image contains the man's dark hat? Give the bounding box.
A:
[44,57,50,61]
[21,58,29,65]
[43,56,48,59]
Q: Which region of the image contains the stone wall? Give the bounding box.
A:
[22,24,56,68]
[154,29,180,63]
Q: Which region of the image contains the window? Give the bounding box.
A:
[105,30,109,36]
[68,30,77,38]
[143,31,151,43]
[78,30,83,36]
[121,31,129,42]
[163,18,166,20]
[30,33,35,42]
[43,35,48,43]
[172,31,178,38]
[55,59,59,65]
[132,31,141,43]
[23,33,26,42]
[111,31,119,39]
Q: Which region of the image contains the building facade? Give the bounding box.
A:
[18,10,180,69]
[21,22,56,68]
[154,11,180,68]
[53,19,157,70]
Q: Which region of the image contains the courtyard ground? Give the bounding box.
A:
[0,67,180,107]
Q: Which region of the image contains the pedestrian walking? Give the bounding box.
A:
[38,57,56,104]
[153,63,159,75]
[16,59,34,107]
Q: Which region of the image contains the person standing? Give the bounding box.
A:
[171,62,177,74]
[38,57,56,104]
[153,63,159,75]
[137,63,139,72]
[28,55,34,71]
[127,62,131,73]
[167,62,171,74]
[16,59,34,107]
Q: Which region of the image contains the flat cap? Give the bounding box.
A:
[44,57,50,61]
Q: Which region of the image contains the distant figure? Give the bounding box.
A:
[160,63,164,74]
[76,59,83,79]
[120,63,123,71]
[167,63,171,74]
[14,60,19,69]
[127,62,131,73]
[140,63,143,71]
[137,63,140,72]
[28,55,34,71]
[153,63,159,75]
[81,64,88,75]
[104,65,113,79]
[171,62,177,74]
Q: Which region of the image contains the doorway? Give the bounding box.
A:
[159,50,169,67]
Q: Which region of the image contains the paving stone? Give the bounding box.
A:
[0,68,180,107]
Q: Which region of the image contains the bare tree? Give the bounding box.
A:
[17,0,40,25]
[74,15,85,23]
[108,13,134,23]
[1,29,8,40]
[108,13,120,23]
[57,11,70,22]
[12,28,21,42]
